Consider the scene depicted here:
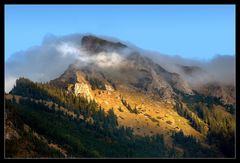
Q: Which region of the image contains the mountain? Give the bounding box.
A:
[81,35,127,54]
[177,64,235,105]
[193,83,235,105]
[5,35,235,158]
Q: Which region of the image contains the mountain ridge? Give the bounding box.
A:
[5,34,235,158]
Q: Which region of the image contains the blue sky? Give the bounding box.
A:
[5,5,235,61]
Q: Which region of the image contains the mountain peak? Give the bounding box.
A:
[81,35,127,54]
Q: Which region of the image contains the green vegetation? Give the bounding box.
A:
[144,113,159,123]
[6,77,235,158]
[176,89,235,115]
[172,130,219,157]
[121,97,140,114]
[5,97,167,157]
[174,90,235,157]
[6,77,167,157]
[118,107,124,112]
[5,102,64,158]
[203,107,235,157]
[87,77,106,90]
[107,79,117,90]
[175,101,208,135]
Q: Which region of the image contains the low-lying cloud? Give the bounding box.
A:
[5,33,235,93]
[56,42,124,68]
[5,34,126,92]
[139,49,235,86]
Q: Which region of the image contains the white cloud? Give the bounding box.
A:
[56,42,81,58]
[5,34,126,92]
[5,75,17,93]
[56,42,124,68]
[5,33,235,93]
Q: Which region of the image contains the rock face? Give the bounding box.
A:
[163,72,193,95]
[5,121,20,140]
[81,35,127,54]
[105,84,114,91]
[74,83,93,101]
[73,70,93,101]
[50,64,78,89]
[50,64,94,101]
[5,111,20,140]
[193,83,235,105]
[125,52,193,99]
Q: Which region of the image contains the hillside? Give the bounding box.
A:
[5,35,235,158]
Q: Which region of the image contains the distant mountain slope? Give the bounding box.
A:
[176,64,235,105]
[193,83,235,105]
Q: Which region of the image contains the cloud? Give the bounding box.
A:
[204,55,235,85]
[56,42,125,68]
[5,34,126,92]
[5,36,79,92]
[94,52,124,67]
[5,33,235,93]
[140,50,235,86]
[5,75,17,93]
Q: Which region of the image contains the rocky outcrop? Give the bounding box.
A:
[5,121,20,140]
[105,84,114,91]
[72,71,94,101]
[81,35,127,54]
[163,72,193,95]
[74,83,93,101]
[126,53,193,99]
